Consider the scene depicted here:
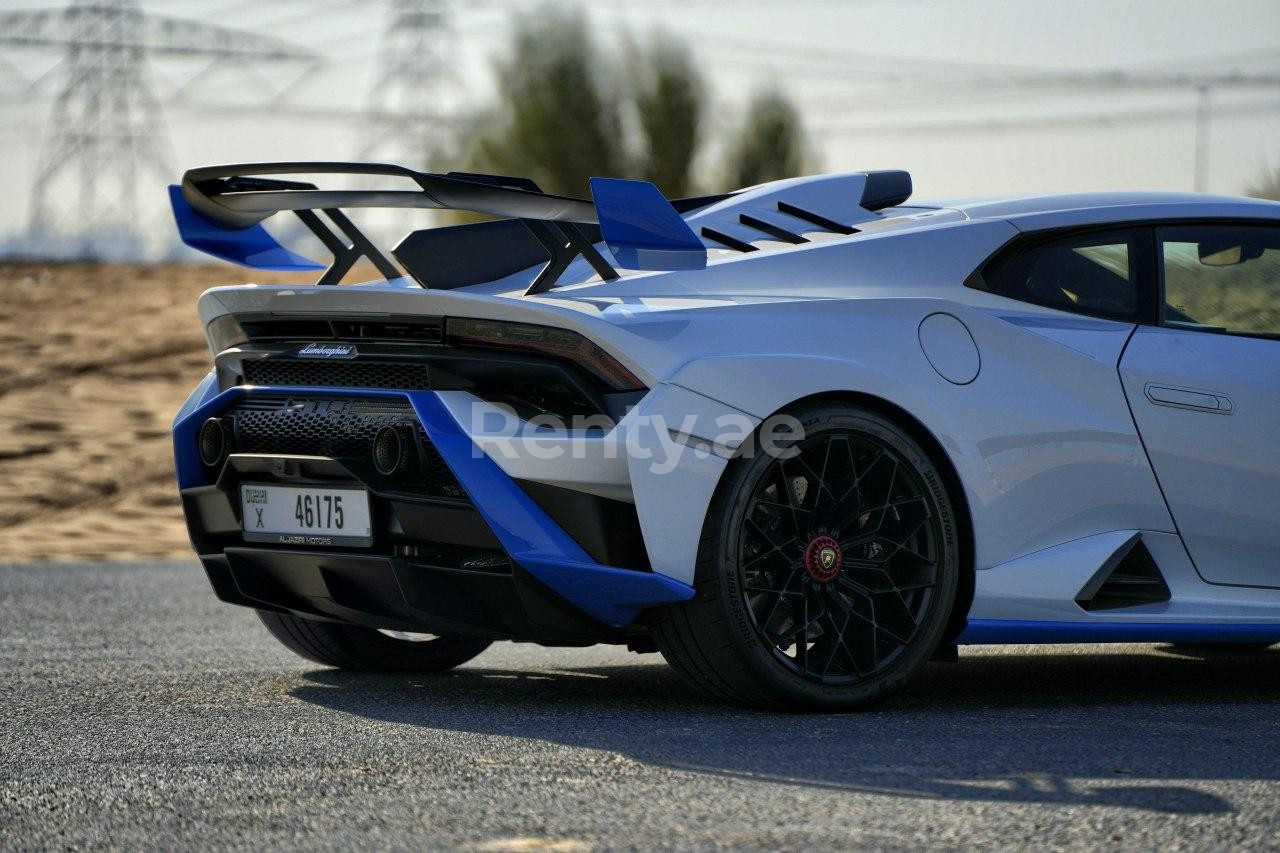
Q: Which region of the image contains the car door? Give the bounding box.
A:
[1119,222,1280,588]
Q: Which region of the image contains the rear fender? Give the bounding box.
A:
[663,302,1172,574]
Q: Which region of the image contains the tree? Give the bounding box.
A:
[1246,164,1280,202]
[463,6,625,197]
[723,89,810,189]
[630,34,704,198]
[457,6,810,199]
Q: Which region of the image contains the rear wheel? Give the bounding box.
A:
[257,611,492,672]
[653,402,961,711]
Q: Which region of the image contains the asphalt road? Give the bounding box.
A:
[2,562,1279,850]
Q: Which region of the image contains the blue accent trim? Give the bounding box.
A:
[958,619,1280,645]
[589,177,707,271]
[171,385,695,627]
[168,185,324,271]
[171,372,223,489]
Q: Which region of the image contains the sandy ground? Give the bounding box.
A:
[0,262,314,562]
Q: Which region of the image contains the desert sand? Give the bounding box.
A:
[0,262,314,562]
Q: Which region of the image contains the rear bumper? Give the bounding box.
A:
[173,379,694,638]
[201,548,622,643]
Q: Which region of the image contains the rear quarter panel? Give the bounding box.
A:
[652,297,1174,573]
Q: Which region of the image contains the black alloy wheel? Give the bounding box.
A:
[737,423,947,684]
[652,402,961,710]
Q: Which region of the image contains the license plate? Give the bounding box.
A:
[240,484,373,547]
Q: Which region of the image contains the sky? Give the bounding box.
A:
[2,0,1279,257]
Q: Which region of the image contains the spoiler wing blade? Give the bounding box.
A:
[167,162,739,285]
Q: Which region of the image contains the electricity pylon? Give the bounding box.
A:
[360,0,456,169]
[0,0,315,259]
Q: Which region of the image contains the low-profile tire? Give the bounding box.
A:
[652,401,962,711]
[256,611,492,673]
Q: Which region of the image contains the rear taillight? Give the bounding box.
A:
[206,315,248,355]
[446,318,645,392]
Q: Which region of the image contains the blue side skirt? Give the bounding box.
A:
[958,619,1280,645]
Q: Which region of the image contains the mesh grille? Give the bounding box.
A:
[227,395,465,500]
[243,359,430,391]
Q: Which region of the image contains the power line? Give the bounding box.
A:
[811,97,1280,135]
[691,34,1280,189]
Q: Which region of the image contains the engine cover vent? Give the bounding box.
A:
[1075,535,1171,611]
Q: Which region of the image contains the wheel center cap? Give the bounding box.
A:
[804,535,843,583]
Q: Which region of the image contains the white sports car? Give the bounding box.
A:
[170,162,1280,709]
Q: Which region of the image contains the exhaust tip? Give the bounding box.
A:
[372,425,405,476]
[198,417,229,468]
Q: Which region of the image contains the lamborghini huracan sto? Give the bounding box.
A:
[169,162,1280,709]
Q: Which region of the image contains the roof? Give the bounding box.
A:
[922,191,1280,228]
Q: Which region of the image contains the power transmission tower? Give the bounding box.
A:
[361,0,456,169]
[0,0,315,259]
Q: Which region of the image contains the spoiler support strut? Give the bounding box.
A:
[295,208,401,285]
[523,221,620,295]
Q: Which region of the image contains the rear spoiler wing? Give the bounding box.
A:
[171,161,710,292]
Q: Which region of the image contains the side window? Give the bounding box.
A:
[1159,224,1280,339]
[971,231,1137,320]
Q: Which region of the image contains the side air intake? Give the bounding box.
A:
[1075,534,1171,611]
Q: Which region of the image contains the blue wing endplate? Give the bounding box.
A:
[168,184,323,271]
[589,177,707,271]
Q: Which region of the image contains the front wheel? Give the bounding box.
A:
[257,611,492,672]
[653,402,962,711]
